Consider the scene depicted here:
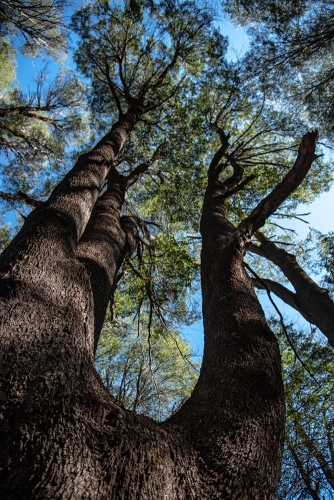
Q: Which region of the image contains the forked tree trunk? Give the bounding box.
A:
[0,190,283,499]
[0,131,317,498]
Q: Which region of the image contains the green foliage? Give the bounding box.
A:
[94,218,201,421]
[0,64,89,217]
[222,1,309,28]
[71,0,220,121]
[0,220,11,252]
[0,0,89,232]
[222,0,334,141]
[199,68,331,222]
[310,230,334,295]
[96,318,200,420]
[0,39,16,95]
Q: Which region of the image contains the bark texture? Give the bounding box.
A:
[76,170,139,352]
[0,131,317,498]
[165,147,286,498]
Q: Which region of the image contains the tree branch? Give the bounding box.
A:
[238,131,318,235]
[0,190,43,208]
[0,105,55,118]
[286,438,321,500]
[105,62,123,114]
[245,261,320,384]
[294,419,334,488]
[251,276,312,323]
[207,131,230,182]
[125,163,151,188]
[254,231,334,346]
[0,121,39,147]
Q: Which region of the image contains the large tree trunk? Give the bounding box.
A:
[0,186,283,499]
[0,131,317,498]
[165,179,285,499]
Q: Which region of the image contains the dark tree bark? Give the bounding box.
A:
[0,128,318,499]
[250,231,334,346]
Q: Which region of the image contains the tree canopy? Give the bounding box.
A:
[222,0,334,139]
[0,0,68,56]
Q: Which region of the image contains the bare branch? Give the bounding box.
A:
[105,62,123,114]
[207,131,230,182]
[251,276,312,322]
[0,190,42,208]
[125,163,151,188]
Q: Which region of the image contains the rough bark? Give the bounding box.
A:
[0,131,317,498]
[76,170,140,353]
[165,148,285,498]
[250,231,334,346]
[238,131,318,236]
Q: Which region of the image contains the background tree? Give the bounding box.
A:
[275,323,334,499]
[96,316,200,420]
[216,0,334,350]
[248,230,334,346]
[0,0,68,57]
[0,0,88,239]
[0,65,86,204]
